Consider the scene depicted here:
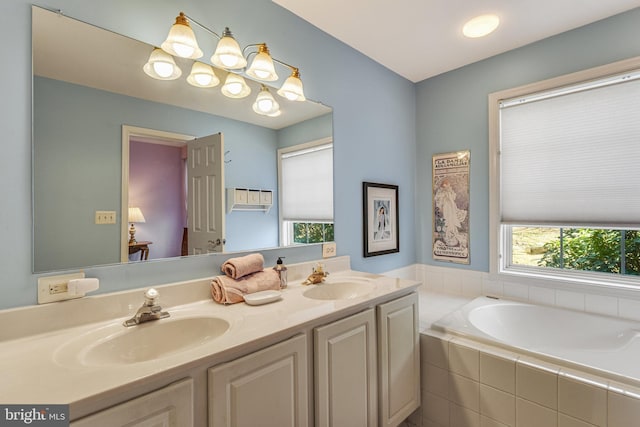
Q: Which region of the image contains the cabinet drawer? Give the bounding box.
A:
[234,189,248,204]
[247,190,261,204]
[260,190,273,205]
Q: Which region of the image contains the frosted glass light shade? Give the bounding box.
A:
[211,28,247,70]
[246,44,278,81]
[187,62,220,88]
[277,68,306,101]
[221,73,251,98]
[253,86,280,116]
[161,12,203,59]
[143,48,182,80]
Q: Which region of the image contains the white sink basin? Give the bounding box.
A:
[303,281,373,300]
[56,316,230,366]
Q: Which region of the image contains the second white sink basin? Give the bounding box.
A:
[56,316,230,366]
[303,281,373,300]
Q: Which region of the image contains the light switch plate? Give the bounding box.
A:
[95,210,116,224]
[322,242,337,258]
[38,272,85,304]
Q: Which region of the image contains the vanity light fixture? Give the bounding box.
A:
[245,43,278,81]
[252,85,280,116]
[128,207,146,244]
[277,67,306,101]
[154,11,307,116]
[462,14,500,38]
[143,48,182,80]
[186,62,220,88]
[221,72,251,98]
[210,27,247,70]
[161,12,203,59]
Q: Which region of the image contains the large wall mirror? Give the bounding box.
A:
[32,6,333,273]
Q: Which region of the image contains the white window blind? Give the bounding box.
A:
[281,143,333,221]
[500,74,640,226]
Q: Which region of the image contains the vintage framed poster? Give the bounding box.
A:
[363,182,399,257]
[432,151,470,264]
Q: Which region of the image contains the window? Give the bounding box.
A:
[278,139,334,246]
[489,57,640,288]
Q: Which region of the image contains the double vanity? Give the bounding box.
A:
[0,257,420,426]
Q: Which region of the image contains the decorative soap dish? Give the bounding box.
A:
[244,290,282,306]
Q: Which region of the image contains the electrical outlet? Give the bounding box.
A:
[95,210,117,224]
[322,242,337,258]
[37,272,85,304]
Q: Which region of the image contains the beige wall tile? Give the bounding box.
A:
[423,391,450,426]
[451,403,480,427]
[479,384,515,426]
[516,361,558,410]
[480,352,515,394]
[558,376,606,426]
[423,334,449,370]
[558,413,597,427]
[424,419,448,427]
[425,362,449,399]
[608,390,640,427]
[516,397,557,427]
[480,415,509,427]
[450,341,480,381]
[450,372,480,411]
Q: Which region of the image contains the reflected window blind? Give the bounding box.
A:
[281,143,333,221]
[500,74,640,226]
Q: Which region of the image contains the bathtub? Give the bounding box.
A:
[432,296,640,385]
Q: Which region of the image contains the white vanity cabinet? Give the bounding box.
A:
[377,292,420,427]
[314,308,378,427]
[70,378,194,427]
[207,334,309,427]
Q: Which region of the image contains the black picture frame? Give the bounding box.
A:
[363,182,399,257]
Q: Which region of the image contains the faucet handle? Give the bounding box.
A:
[144,288,159,305]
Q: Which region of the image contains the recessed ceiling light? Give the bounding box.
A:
[462,14,500,38]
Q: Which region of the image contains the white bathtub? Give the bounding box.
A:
[432,296,640,385]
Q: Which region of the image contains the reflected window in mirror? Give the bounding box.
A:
[278,139,334,246]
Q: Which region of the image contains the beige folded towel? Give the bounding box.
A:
[221,253,265,279]
[211,269,281,304]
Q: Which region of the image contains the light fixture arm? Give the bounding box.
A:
[243,43,300,74]
[181,13,222,40]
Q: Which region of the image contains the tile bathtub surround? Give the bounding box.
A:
[413,263,640,323]
[419,331,640,427]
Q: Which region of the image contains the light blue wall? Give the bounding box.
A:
[1,0,416,309]
[277,113,333,148]
[415,8,640,272]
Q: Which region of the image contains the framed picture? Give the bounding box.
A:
[432,151,470,264]
[363,182,399,257]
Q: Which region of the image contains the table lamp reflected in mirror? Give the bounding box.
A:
[128,207,146,244]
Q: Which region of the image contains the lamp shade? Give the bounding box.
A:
[221,73,251,98]
[143,48,182,80]
[128,207,146,223]
[211,28,247,70]
[252,85,280,116]
[277,68,306,101]
[161,12,203,59]
[187,62,220,88]
[246,44,278,82]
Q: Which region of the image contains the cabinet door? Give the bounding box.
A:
[377,292,420,427]
[208,334,308,427]
[70,378,193,427]
[315,308,377,427]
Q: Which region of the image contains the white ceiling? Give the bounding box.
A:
[273,0,640,82]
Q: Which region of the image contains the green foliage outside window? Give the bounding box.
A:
[293,223,334,244]
[539,229,640,276]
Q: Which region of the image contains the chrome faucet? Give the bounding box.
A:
[123,288,170,327]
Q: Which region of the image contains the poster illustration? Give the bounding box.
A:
[432,151,470,264]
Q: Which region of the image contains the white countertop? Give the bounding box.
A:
[0,266,419,407]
